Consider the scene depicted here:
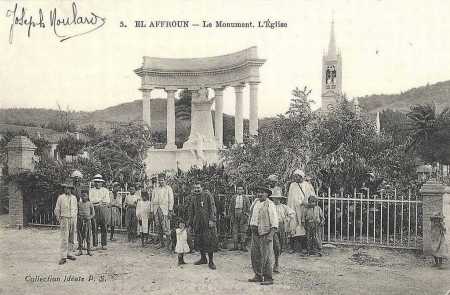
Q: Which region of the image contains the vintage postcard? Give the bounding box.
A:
[1,0,450,294]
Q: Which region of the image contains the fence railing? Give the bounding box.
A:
[28,188,424,250]
[29,191,257,240]
[317,188,423,250]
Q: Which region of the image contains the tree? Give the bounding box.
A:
[406,103,450,164]
[223,87,418,194]
[175,89,192,121]
[223,87,317,188]
[56,136,86,158]
[81,124,101,138]
[86,122,152,185]
[380,109,411,146]
[44,104,77,132]
[310,99,417,192]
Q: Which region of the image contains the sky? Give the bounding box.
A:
[1,0,450,118]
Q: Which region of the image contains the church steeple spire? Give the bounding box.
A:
[327,16,337,58]
[321,13,342,113]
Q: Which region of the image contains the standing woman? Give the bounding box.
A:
[109,182,122,241]
[125,186,140,242]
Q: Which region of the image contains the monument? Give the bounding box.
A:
[134,47,266,175]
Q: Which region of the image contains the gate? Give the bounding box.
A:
[318,188,423,249]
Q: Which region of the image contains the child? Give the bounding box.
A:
[124,186,140,242]
[430,212,447,267]
[270,192,295,273]
[76,190,95,256]
[175,219,190,266]
[136,191,152,247]
[302,195,324,256]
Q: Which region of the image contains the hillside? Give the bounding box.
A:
[0,99,243,146]
[2,79,450,141]
[0,99,171,134]
[87,99,167,132]
[0,108,90,127]
[358,80,450,113]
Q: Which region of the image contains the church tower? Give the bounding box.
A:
[321,17,343,112]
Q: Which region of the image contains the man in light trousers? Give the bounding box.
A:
[151,173,174,248]
[54,179,78,265]
[248,186,279,286]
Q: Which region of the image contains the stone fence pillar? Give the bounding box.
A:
[420,179,446,255]
[6,136,37,229]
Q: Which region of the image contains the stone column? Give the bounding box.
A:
[420,179,446,255]
[6,136,37,229]
[234,84,245,144]
[141,88,152,128]
[214,87,225,148]
[165,88,177,150]
[249,82,259,136]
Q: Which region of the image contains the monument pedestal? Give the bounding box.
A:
[144,148,220,175]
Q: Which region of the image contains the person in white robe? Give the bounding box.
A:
[287,169,316,254]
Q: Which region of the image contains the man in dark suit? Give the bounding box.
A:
[188,182,218,270]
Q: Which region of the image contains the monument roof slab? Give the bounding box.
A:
[135,47,265,89]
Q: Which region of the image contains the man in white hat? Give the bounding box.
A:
[287,169,316,254]
[54,179,78,265]
[89,174,111,250]
[270,190,295,273]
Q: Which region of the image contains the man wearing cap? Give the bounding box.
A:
[89,174,111,250]
[54,179,78,265]
[229,184,251,251]
[248,186,279,285]
[287,169,316,254]
[151,173,174,248]
[188,182,218,270]
[270,190,295,273]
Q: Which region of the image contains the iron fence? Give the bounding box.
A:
[28,187,424,250]
[29,190,256,240]
[317,188,423,250]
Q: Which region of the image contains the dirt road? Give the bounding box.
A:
[0,216,449,295]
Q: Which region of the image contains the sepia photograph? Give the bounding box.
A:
[0,0,449,294]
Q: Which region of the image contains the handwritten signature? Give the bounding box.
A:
[5,2,106,44]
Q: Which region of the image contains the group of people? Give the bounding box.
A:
[54,168,326,286]
[228,169,324,285]
[54,171,176,265]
